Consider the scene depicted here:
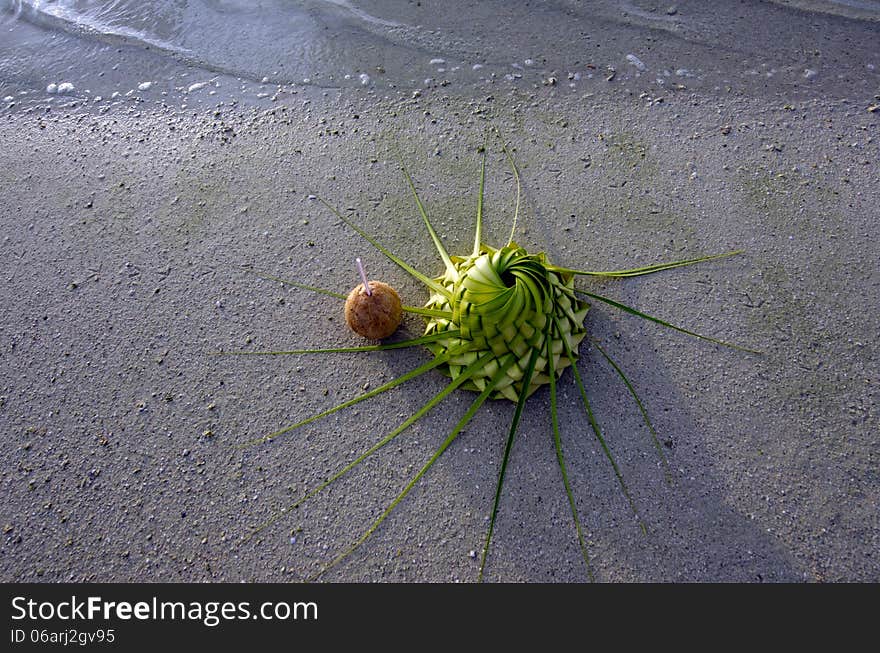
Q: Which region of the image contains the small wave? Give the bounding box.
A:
[767,0,880,21]
[321,0,402,28]
[9,0,193,56]
[3,0,428,87]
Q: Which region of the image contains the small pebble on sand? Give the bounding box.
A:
[626,54,647,71]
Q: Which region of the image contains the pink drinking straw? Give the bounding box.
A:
[355,257,372,296]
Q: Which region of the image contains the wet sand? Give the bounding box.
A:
[1,6,878,582]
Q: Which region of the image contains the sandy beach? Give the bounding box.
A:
[1,0,877,582]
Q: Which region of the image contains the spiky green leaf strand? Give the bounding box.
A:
[392,147,457,277]
[244,350,499,543]
[555,316,646,533]
[549,250,745,278]
[312,353,519,581]
[478,321,546,582]
[236,341,475,448]
[592,340,672,484]
[240,266,451,318]
[473,138,488,257]
[219,330,462,357]
[317,197,452,300]
[577,289,761,354]
[494,130,521,247]
[548,319,594,581]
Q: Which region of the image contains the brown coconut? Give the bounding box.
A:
[344,281,403,340]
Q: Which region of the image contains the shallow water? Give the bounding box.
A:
[1,0,878,110]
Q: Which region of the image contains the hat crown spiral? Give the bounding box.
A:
[423,242,589,402]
